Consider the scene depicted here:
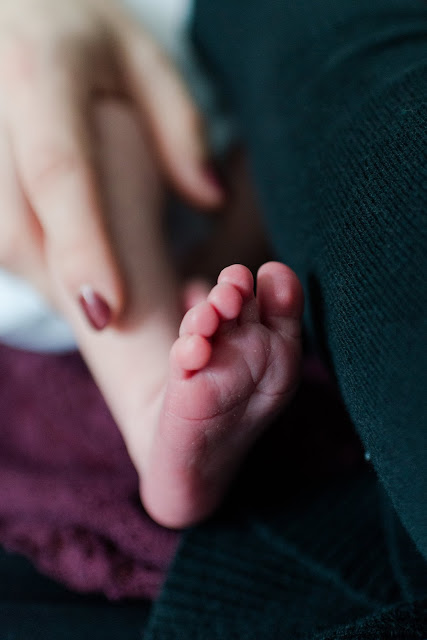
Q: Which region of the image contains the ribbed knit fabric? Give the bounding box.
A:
[145,365,426,638]
[146,468,427,639]
[191,0,427,561]
[140,0,427,637]
[1,2,425,635]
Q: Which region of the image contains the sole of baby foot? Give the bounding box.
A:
[140,262,304,528]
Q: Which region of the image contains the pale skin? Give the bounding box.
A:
[0,0,224,313]
[74,99,304,527]
[0,0,304,527]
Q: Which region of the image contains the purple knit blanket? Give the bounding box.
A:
[0,344,362,601]
[0,344,179,600]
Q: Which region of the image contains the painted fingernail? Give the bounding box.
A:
[203,162,228,195]
[78,285,111,331]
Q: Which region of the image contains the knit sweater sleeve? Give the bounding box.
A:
[191,0,427,560]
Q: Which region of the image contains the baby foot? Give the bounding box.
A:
[141,262,304,527]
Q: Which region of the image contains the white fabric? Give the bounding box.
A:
[0,0,232,353]
[0,272,77,352]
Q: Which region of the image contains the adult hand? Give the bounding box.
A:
[0,0,223,329]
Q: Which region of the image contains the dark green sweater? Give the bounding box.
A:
[191,0,427,562]
[144,0,427,636]
[146,472,427,639]
[144,377,427,638]
[1,1,425,637]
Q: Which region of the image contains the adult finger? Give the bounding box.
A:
[0,41,124,329]
[0,121,47,285]
[121,26,226,210]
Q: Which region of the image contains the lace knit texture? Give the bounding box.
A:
[0,344,179,601]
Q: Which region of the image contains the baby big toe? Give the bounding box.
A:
[257,262,304,334]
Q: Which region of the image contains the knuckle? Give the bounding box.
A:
[0,218,25,269]
[26,148,82,199]
[0,34,39,86]
[0,20,102,91]
[51,241,95,292]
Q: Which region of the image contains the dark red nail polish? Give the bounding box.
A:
[203,162,228,195]
[78,285,111,331]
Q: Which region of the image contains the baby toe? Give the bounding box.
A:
[208,281,243,321]
[179,301,219,338]
[170,334,212,373]
[217,264,254,299]
[256,262,304,336]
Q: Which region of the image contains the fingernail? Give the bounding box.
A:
[203,162,228,195]
[78,285,111,331]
